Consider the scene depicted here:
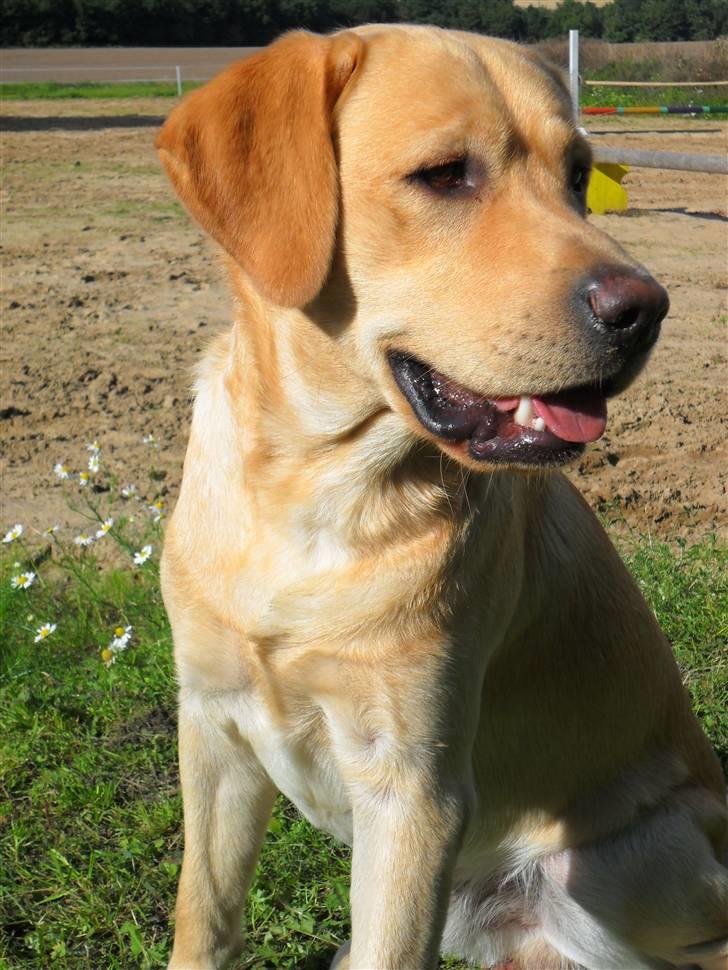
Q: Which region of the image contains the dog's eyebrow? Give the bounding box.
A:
[402,118,471,155]
[395,113,514,174]
[523,114,591,168]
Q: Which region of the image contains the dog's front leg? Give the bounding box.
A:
[169,695,277,970]
[325,676,474,970]
[348,774,470,970]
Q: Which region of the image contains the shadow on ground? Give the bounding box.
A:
[616,206,727,222]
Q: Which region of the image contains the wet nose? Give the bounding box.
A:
[584,266,669,354]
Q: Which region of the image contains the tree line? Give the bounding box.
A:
[3,0,727,47]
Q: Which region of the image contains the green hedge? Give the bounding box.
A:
[3,0,728,47]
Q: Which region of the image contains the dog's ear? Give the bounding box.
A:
[156,31,363,307]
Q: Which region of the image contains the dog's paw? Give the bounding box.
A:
[330,939,351,970]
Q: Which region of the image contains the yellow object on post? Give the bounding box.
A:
[587,162,629,214]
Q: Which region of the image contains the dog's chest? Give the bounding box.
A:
[233,692,354,843]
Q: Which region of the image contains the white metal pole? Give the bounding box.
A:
[176,64,182,97]
[593,145,728,175]
[569,29,580,119]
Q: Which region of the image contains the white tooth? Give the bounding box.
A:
[514,396,533,427]
[532,416,546,432]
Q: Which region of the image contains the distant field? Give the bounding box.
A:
[537,36,728,81]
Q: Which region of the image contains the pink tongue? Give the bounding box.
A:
[532,389,607,443]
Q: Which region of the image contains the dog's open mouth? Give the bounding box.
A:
[389,351,608,466]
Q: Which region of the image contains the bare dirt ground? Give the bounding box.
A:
[1,104,726,540]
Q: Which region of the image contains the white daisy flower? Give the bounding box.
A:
[133,544,153,566]
[45,524,60,536]
[78,471,90,487]
[11,571,36,590]
[2,523,23,544]
[88,453,100,474]
[147,500,165,523]
[54,463,70,479]
[101,624,133,665]
[142,433,157,447]
[86,440,101,454]
[95,518,113,539]
[74,533,95,547]
[120,484,138,499]
[109,624,133,652]
[34,622,57,643]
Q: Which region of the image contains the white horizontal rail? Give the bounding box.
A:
[0,76,217,88]
[1,65,173,74]
[0,63,223,73]
[1,75,175,83]
[0,62,234,93]
[593,145,728,174]
[584,79,728,87]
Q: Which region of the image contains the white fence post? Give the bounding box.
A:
[175,64,182,97]
[569,29,580,118]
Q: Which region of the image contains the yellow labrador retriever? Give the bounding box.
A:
[157,25,728,970]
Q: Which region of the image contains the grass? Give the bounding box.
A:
[623,535,728,763]
[1,449,726,968]
[99,200,186,222]
[1,78,726,113]
[581,83,728,111]
[0,81,202,100]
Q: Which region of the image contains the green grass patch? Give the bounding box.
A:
[579,58,728,111]
[3,79,726,113]
[582,82,728,111]
[0,80,202,101]
[621,535,728,769]
[1,450,725,967]
[99,199,185,222]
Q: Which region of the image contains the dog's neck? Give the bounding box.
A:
[170,277,535,650]
[219,274,497,551]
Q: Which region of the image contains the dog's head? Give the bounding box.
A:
[157,26,668,471]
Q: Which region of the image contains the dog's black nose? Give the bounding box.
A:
[584,266,669,355]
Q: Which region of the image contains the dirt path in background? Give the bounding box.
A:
[1,106,726,539]
[0,47,259,83]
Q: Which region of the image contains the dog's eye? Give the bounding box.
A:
[570,165,589,194]
[411,158,472,195]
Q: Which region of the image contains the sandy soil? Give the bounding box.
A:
[1,105,726,540]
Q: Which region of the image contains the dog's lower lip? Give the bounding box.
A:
[387,350,601,467]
